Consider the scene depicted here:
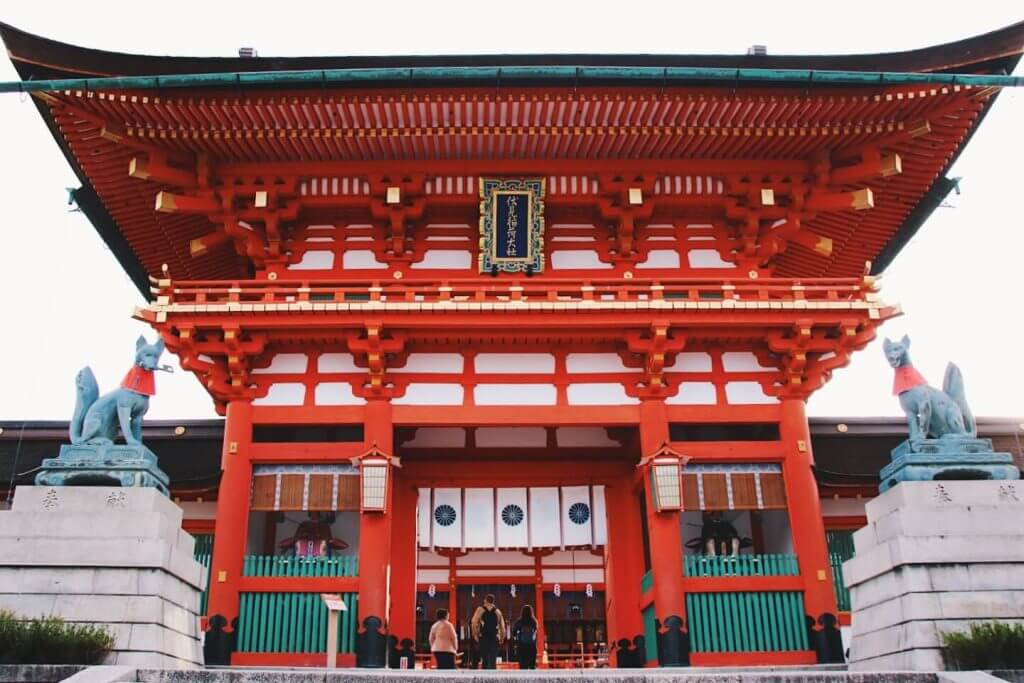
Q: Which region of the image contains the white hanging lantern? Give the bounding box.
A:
[510,584,516,598]
[553,583,561,597]
[428,584,436,597]
[585,583,594,598]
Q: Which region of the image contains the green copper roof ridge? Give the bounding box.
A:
[0,65,1021,93]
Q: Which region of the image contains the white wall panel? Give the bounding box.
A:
[474,384,556,405]
[567,383,638,405]
[405,428,466,448]
[410,250,473,269]
[431,488,463,548]
[318,353,362,373]
[550,251,613,269]
[496,488,529,548]
[687,249,734,268]
[417,488,433,547]
[542,568,604,584]
[475,353,555,374]
[529,487,561,548]
[561,486,593,547]
[722,352,773,372]
[566,353,638,373]
[636,249,681,269]
[342,250,388,269]
[287,250,335,270]
[725,381,779,404]
[592,486,608,546]
[463,488,496,549]
[393,384,464,405]
[392,353,464,373]
[253,383,305,406]
[666,382,717,405]
[476,427,547,448]
[417,569,451,584]
[664,352,713,372]
[252,353,308,374]
[555,428,618,448]
[314,382,366,405]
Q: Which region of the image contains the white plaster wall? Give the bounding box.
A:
[342,250,388,269]
[567,383,638,405]
[550,251,613,269]
[666,382,717,405]
[405,428,466,448]
[392,353,464,373]
[664,352,713,372]
[542,569,604,583]
[555,427,618,447]
[474,384,557,405]
[318,353,362,373]
[636,249,681,269]
[687,249,733,268]
[566,353,639,373]
[476,427,547,448]
[287,250,335,270]
[314,382,366,406]
[475,353,555,374]
[410,250,473,269]
[253,383,305,406]
[725,381,778,405]
[393,384,464,405]
[722,352,773,372]
[252,353,309,374]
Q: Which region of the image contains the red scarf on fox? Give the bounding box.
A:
[892,365,927,396]
[121,366,156,396]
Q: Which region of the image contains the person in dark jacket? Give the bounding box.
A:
[511,604,539,669]
[471,593,506,669]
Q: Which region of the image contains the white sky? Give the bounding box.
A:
[0,1,1021,422]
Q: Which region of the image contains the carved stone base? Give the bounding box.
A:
[35,443,170,496]
[879,438,1019,492]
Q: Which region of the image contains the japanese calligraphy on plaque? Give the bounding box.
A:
[478,178,545,274]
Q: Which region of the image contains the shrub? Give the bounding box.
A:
[0,611,113,665]
[942,621,1024,670]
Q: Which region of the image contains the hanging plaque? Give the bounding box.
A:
[478,178,545,273]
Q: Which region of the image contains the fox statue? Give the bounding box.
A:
[883,335,976,442]
[70,335,168,446]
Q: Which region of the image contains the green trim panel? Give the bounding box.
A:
[684,553,800,577]
[642,604,658,664]
[640,570,654,594]
[242,555,359,577]
[686,590,809,653]
[0,67,1019,94]
[237,591,359,653]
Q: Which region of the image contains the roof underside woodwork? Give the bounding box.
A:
[2,21,1022,290]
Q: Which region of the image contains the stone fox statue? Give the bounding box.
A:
[883,335,976,441]
[70,335,167,446]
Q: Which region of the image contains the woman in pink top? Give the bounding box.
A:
[428,608,458,669]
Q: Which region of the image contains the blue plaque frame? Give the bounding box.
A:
[479,178,545,273]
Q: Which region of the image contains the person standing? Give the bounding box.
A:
[511,604,539,670]
[428,608,458,670]
[471,593,506,669]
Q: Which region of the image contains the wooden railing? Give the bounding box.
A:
[151,276,878,310]
[685,590,809,653]
[237,591,359,654]
[684,553,800,577]
[242,554,359,577]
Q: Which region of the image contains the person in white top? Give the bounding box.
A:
[428,608,458,670]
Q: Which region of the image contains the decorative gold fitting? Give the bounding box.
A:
[760,188,775,206]
[628,187,643,205]
[386,186,401,204]
[254,190,268,208]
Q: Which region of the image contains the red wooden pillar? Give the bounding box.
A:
[205,399,253,665]
[638,398,686,666]
[388,472,418,651]
[355,398,394,667]
[602,478,645,667]
[532,553,547,662]
[779,398,839,640]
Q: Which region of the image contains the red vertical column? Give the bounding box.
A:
[205,399,253,665]
[356,398,394,667]
[532,553,547,662]
[388,473,418,652]
[638,398,686,666]
[779,398,839,629]
[602,477,646,667]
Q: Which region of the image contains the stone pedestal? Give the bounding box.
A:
[35,444,170,496]
[0,486,205,668]
[844,480,1024,670]
[879,438,1018,493]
